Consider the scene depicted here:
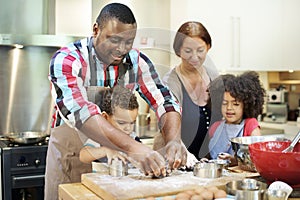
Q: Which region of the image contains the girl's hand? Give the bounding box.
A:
[217,152,232,160]
[217,152,237,166]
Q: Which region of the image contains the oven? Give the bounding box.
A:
[0,139,48,200]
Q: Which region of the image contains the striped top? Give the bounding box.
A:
[49,37,180,129]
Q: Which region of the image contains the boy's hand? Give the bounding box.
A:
[104,147,128,165]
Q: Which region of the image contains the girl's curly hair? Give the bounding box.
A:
[95,85,139,115]
[224,71,266,118]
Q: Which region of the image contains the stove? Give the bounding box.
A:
[0,139,48,200]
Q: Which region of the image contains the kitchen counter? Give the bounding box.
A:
[259,121,300,140]
[259,121,297,130]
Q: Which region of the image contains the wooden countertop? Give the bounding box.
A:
[59,183,102,200]
[59,182,300,200]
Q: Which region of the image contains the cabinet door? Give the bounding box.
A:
[282,0,300,70]
[172,0,300,71]
[182,0,241,72]
[239,0,283,71]
[178,0,283,71]
[55,0,91,36]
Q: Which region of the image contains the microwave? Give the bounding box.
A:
[267,90,288,103]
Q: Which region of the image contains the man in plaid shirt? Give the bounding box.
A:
[45,3,187,200]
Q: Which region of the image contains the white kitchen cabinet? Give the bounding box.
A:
[54,0,300,71]
[238,0,283,71]
[239,0,285,71]
[55,0,92,36]
[282,0,300,70]
[171,0,300,71]
[171,0,240,72]
[239,0,300,71]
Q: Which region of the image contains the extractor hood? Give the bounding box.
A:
[0,0,55,34]
[0,0,83,135]
[0,34,82,135]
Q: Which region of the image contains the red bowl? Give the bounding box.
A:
[249,141,300,186]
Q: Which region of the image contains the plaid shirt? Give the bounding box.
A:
[49,37,180,129]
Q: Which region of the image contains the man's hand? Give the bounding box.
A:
[164,140,187,170]
[159,112,187,170]
[127,147,167,177]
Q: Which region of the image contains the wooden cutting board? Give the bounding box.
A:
[81,170,243,200]
[59,183,102,200]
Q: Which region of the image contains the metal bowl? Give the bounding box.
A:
[226,179,268,200]
[231,136,289,172]
[193,162,223,178]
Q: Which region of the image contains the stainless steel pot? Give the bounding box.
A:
[5,131,48,144]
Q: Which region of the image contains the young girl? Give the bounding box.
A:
[208,71,265,163]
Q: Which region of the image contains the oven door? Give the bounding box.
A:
[11,173,45,200]
[12,174,45,188]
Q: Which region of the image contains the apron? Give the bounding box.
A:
[44,38,132,200]
[44,38,97,200]
[44,124,91,200]
[208,120,244,159]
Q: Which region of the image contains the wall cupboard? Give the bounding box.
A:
[55,0,300,72]
[171,0,300,72]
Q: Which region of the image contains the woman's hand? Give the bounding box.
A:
[186,150,199,168]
